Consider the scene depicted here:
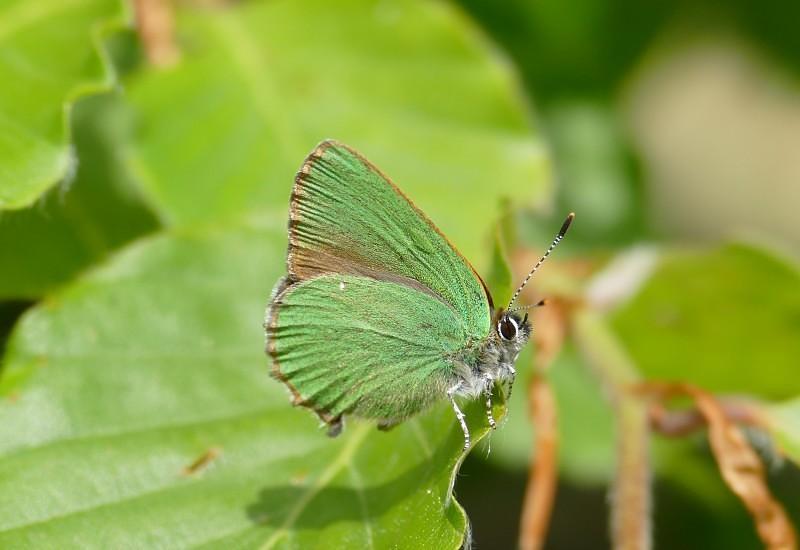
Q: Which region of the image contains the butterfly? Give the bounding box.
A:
[265,140,573,450]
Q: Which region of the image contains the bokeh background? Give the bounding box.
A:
[0,0,798,548]
[457,0,800,547]
[456,0,800,547]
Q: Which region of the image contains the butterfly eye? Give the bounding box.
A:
[498,316,519,341]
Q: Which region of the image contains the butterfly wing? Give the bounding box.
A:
[267,274,468,423]
[286,140,492,342]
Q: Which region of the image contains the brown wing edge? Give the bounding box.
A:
[264,276,342,432]
[286,139,495,313]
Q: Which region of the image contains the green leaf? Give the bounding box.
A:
[0,93,160,300]
[611,243,800,399]
[543,101,646,245]
[456,0,675,99]
[0,226,500,548]
[766,398,800,465]
[485,222,514,307]
[0,1,548,543]
[0,0,126,209]
[127,0,549,267]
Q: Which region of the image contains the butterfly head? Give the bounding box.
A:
[495,310,531,345]
[486,309,532,372]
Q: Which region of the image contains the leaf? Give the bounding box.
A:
[542,102,647,245]
[766,398,800,465]
[0,93,160,300]
[126,0,549,267]
[485,222,514,307]
[0,0,126,209]
[0,225,501,548]
[611,243,800,399]
[0,301,29,362]
[637,383,798,548]
[456,0,674,98]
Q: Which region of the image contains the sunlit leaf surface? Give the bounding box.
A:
[0,0,125,208]
[127,0,549,267]
[0,227,503,548]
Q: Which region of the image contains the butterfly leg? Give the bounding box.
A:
[505,365,517,402]
[447,382,470,451]
[377,418,401,432]
[326,415,344,437]
[483,373,496,430]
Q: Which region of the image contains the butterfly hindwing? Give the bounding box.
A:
[287,140,492,342]
[267,274,467,422]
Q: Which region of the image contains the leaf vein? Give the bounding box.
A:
[348,462,375,549]
[259,423,372,549]
[0,405,278,460]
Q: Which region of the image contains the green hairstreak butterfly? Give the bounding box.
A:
[265,140,573,449]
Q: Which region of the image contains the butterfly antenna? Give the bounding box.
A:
[507,213,575,311]
[511,299,548,313]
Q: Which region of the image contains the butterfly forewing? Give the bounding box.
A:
[286,140,492,341]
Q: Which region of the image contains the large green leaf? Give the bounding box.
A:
[0,0,125,209]
[0,93,160,300]
[611,243,800,399]
[127,0,549,267]
[0,225,501,548]
[0,1,549,544]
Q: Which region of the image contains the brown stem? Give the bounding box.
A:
[613,398,651,550]
[519,374,559,550]
[134,0,180,67]
[518,299,568,549]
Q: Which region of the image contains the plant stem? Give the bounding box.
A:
[572,309,651,550]
[133,0,180,67]
[519,373,559,550]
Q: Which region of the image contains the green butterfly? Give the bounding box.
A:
[265,140,573,450]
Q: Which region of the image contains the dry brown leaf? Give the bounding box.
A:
[637,383,797,550]
[649,398,765,437]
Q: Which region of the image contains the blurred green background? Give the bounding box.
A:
[0,0,798,548]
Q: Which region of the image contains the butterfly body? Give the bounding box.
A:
[266,140,566,448]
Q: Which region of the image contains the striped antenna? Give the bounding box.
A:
[507,213,575,311]
[512,298,548,313]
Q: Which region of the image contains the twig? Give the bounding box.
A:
[133,0,181,67]
[518,299,567,550]
[613,397,650,550]
[572,310,651,550]
[519,373,559,550]
[181,446,222,476]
